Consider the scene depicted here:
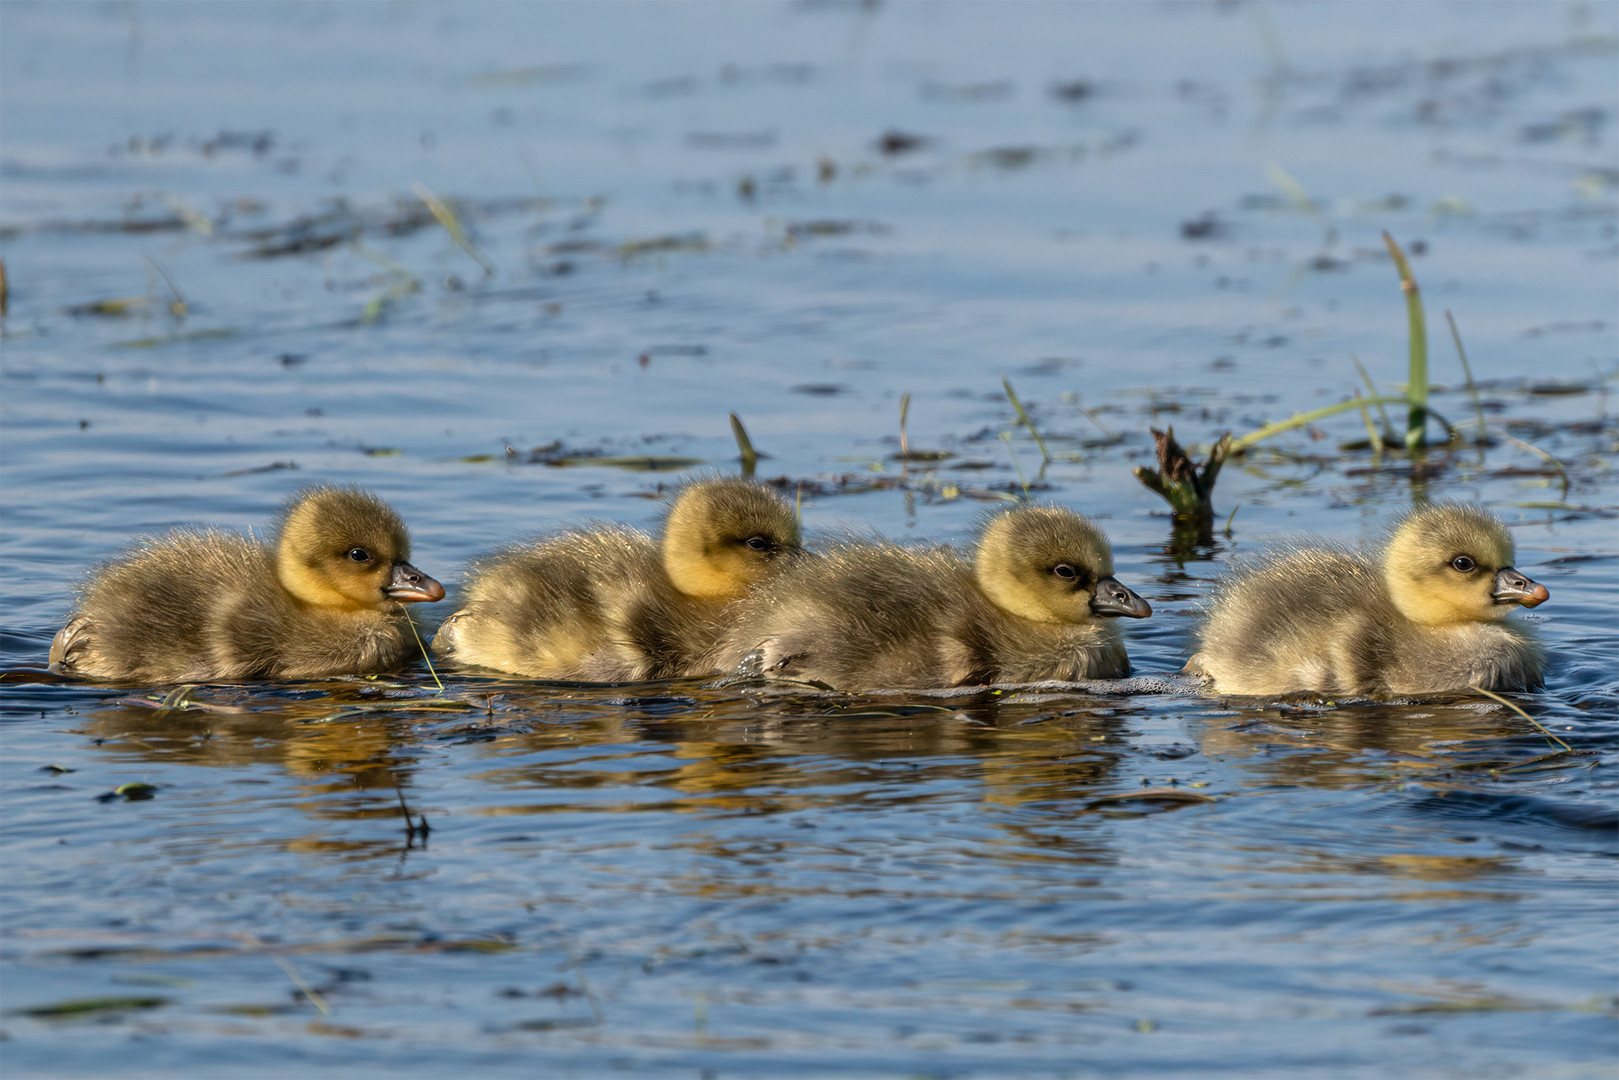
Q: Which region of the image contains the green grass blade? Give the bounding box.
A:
[1352,389,1381,460]
[1499,433,1570,501]
[1230,395,1413,452]
[1445,309,1488,442]
[898,392,911,462]
[729,412,759,476]
[1382,231,1428,451]
[1001,377,1051,463]
[414,183,495,276]
[1350,352,1395,442]
[999,430,1031,499]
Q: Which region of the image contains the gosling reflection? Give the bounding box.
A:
[76,688,441,861]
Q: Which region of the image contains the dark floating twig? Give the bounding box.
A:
[1133,426,1231,549]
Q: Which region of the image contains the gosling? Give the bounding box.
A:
[50,486,445,682]
[1184,503,1549,697]
[716,504,1151,690]
[432,477,803,680]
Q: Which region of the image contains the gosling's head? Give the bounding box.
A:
[274,487,445,611]
[1383,503,1548,626]
[662,478,804,599]
[974,505,1151,625]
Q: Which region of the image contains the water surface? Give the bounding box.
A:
[2,2,1615,1076]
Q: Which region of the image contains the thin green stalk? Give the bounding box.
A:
[1230,395,1414,452]
[1350,353,1395,443]
[1265,164,1336,248]
[413,183,495,276]
[405,615,445,693]
[1470,684,1571,752]
[1072,398,1116,438]
[1500,433,1570,501]
[1000,430,1031,499]
[1353,393,1379,469]
[898,392,911,466]
[1445,309,1488,442]
[1382,231,1428,451]
[1001,377,1051,463]
[272,956,330,1016]
[141,252,188,319]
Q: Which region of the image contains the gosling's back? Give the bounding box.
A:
[433,477,802,680]
[717,534,1135,691]
[433,527,716,681]
[1187,519,1546,697]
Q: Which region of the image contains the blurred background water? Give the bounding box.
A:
[1,2,1615,1076]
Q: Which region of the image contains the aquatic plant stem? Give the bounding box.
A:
[1470,684,1571,752]
[405,614,445,693]
[1382,231,1428,451]
[141,253,188,320]
[729,412,759,477]
[413,183,495,276]
[1500,433,1571,501]
[1133,427,1230,550]
[1446,309,1488,442]
[898,393,911,469]
[999,431,1031,499]
[1002,377,1051,464]
[272,956,330,1016]
[1230,395,1415,452]
[1350,353,1396,444]
[1352,390,1382,463]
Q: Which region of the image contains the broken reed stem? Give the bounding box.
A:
[1382,231,1428,451]
[1132,427,1230,548]
[1470,684,1572,753]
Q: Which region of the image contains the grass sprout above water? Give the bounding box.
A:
[413,183,494,277]
[1382,231,1429,451]
[1135,231,1588,531]
[1002,376,1053,464]
[1470,684,1572,753]
[729,412,761,476]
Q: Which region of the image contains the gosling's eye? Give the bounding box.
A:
[744,535,772,553]
[1053,564,1078,581]
[1449,555,1476,573]
[346,547,372,563]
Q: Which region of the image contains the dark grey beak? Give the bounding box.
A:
[386,561,446,603]
[1492,566,1549,608]
[1090,576,1152,619]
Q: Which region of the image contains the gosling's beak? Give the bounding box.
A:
[1492,566,1549,608]
[386,561,446,603]
[1090,576,1153,619]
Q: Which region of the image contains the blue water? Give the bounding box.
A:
[2,2,1615,1076]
